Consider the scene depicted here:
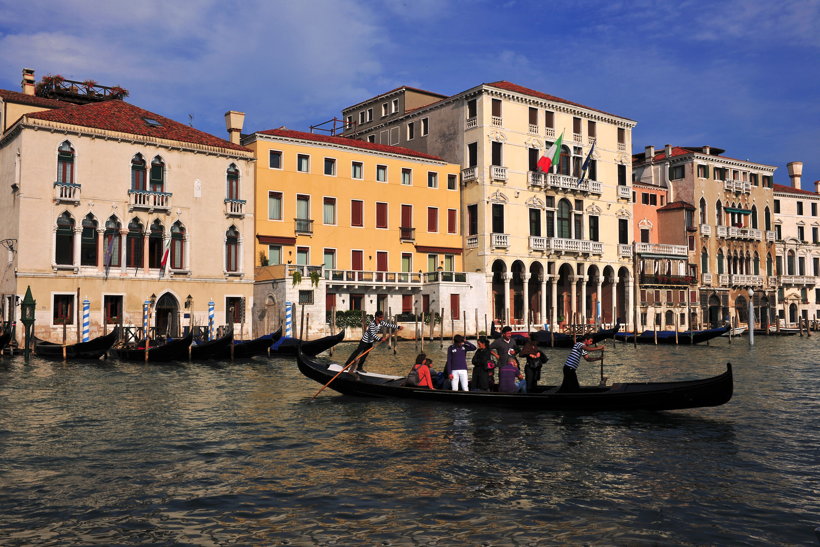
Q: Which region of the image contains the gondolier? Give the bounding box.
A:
[344,311,402,374]
[559,335,604,393]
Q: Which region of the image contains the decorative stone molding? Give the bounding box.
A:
[615,207,631,219]
[638,218,653,229]
[487,130,507,143]
[525,196,545,209]
[488,190,508,204]
[586,204,602,215]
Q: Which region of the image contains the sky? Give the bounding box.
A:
[1,0,818,189]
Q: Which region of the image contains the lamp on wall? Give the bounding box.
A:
[150,293,156,308]
[185,295,192,309]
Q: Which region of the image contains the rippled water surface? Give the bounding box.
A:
[1,334,819,545]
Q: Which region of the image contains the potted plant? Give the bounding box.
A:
[259,252,268,267]
[309,269,321,287]
[291,269,302,286]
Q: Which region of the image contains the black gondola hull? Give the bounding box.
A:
[614,326,730,345]
[226,328,282,358]
[111,332,194,362]
[273,330,345,357]
[34,328,119,360]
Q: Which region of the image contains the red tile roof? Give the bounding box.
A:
[773,183,818,196]
[636,146,774,168]
[25,99,249,152]
[256,128,445,161]
[486,81,633,121]
[657,200,695,211]
[0,88,70,109]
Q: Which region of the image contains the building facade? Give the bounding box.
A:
[772,161,820,327]
[342,81,637,330]
[633,145,777,330]
[0,77,255,344]
[244,129,485,338]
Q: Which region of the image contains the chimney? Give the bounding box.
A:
[21,68,35,95]
[702,145,710,155]
[664,144,672,158]
[224,110,245,145]
[787,161,803,189]
[814,180,819,195]
[644,145,655,161]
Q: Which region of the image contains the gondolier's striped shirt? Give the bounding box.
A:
[361,319,399,343]
[564,342,587,370]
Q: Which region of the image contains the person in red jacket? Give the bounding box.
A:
[411,353,435,389]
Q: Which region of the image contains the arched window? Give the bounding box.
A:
[103,216,121,268]
[226,226,239,272]
[701,248,709,274]
[126,218,143,268]
[557,199,572,239]
[55,212,75,265]
[226,163,240,200]
[787,250,795,275]
[751,205,758,229]
[699,197,707,225]
[80,214,99,266]
[148,220,164,268]
[131,154,146,191]
[170,221,185,270]
[764,207,771,231]
[717,249,724,274]
[766,254,773,276]
[57,141,75,184]
[558,145,571,176]
[150,156,165,193]
[715,200,723,226]
[754,251,760,275]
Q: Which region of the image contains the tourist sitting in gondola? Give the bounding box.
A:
[559,335,604,393]
[407,353,435,389]
[521,340,548,392]
[498,357,527,394]
[444,334,476,391]
[471,336,495,391]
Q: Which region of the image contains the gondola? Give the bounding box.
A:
[189,331,233,360]
[0,329,13,352]
[297,349,733,411]
[271,329,345,357]
[33,328,119,360]
[111,332,193,362]
[491,323,621,348]
[226,328,282,359]
[613,326,730,345]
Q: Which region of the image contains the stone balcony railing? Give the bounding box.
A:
[466,235,478,248]
[731,274,764,286]
[617,185,631,200]
[545,128,555,138]
[461,166,477,183]
[719,273,730,286]
[465,117,477,129]
[294,218,314,234]
[528,123,539,134]
[548,237,603,255]
[618,244,633,258]
[545,173,602,194]
[728,226,762,240]
[640,274,696,286]
[702,273,713,285]
[700,224,712,236]
[399,226,415,241]
[716,225,728,238]
[128,189,172,211]
[723,179,751,194]
[573,132,583,143]
[224,198,246,217]
[780,275,816,286]
[492,116,502,127]
[529,236,547,252]
[635,242,689,256]
[54,181,81,203]
[491,165,507,181]
[766,230,776,242]
[491,233,509,248]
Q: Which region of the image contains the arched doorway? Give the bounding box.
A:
[708,294,722,328]
[528,262,544,324]
[789,302,798,325]
[557,263,575,325]
[586,265,600,325]
[491,260,507,323]
[155,293,180,338]
[511,260,526,324]
[601,266,615,324]
[735,295,748,324]
[617,267,630,324]
[759,296,770,329]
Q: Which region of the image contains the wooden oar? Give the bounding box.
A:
[598,349,607,387]
[312,335,389,399]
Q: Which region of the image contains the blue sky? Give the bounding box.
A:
[1,0,818,188]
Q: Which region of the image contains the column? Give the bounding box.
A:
[503,272,511,326]
[540,273,548,328]
[570,276,577,326]
[522,272,530,327]
[596,276,603,325]
[550,277,558,327]
[610,275,618,326]
[625,276,634,331]
[579,276,587,324]
[73,227,82,267]
[119,229,128,274]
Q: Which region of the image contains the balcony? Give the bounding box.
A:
[548,237,603,255]
[529,236,547,252]
[731,274,764,287]
[700,224,712,236]
[461,166,477,183]
[723,179,751,194]
[545,128,555,138]
[423,271,468,283]
[491,165,507,181]
[573,132,583,143]
[294,218,313,234]
[224,198,246,217]
[128,189,172,211]
[491,116,502,127]
[728,226,762,240]
[466,235,478,248]
[635,242,689,256]
[54,181,81,203]
[618,142,626,151]
[640,274,696,286]
[528,123,539,134]
[768,277,778,288]
[399,226,415,241]
[617,185,631,200]
[716,225,728,238]
[618,244,633,258]
[780,275,816,285]
[528,171,546,188]
[766,230,776,242]
[323,267,422,286]
[718,273,730,286]
[491,233,509,248]
[465,117,477,129]
[588,136,597,146]
[545,173,602,195]
[702,273,713,286]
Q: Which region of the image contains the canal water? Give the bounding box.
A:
[0,334,818,545]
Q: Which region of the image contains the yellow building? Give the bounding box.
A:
[244,129,483,337]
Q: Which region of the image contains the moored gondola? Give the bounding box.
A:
[297,349,733,411]
[111,332,193,362]
[490,323,620,348]
[226,328,282,359]
[272,329,345,357]
[614,326,729,345]
[0,329,12,352]
[33,328,119,360]
[189,331,233,360]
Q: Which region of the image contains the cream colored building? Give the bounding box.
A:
[773,161,820,327]
[0,74,255,344]
[343,81,637,330]
[633,145,777,330]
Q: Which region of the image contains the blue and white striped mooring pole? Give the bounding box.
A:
[82,298,90,342]
[285,301,293,338]
[208,300,215,341]
[143,301,150,337]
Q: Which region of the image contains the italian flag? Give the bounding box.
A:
[537,132,564,172]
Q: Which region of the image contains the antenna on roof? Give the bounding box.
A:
[188,114,194,127]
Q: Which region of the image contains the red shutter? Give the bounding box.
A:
[401,204,412,228]
[351,201,363,227]
[427,207,438,232]
[376,251,388,271]
[450,294,460,320]
[448,209,457,234]
[402,294,412,313]
[376,203,387,229]
[352,250,363,270]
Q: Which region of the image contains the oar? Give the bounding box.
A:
[312,335,390,399]
[598,349,607,387]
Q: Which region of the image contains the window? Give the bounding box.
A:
[774,200,780,214]
[492,98,502,117]
[376,202,388,229]
[813,203,818,216]
[642,193,650,205]
[546,210,555,237]
[297,154,310,173]
[589,216,599,242]
[617,127,625,144]
[102,217,121,269]
[618,164,627,186]
[618,218,628,244]
[55,212,75,265]
[224,226,239,273]
[296,247,309,266]
[171,221,185,270]
[269,150,282,169]
[407,122,415,140]
[529,209,541,236]
[545,110,554,129]
[401,168,412,186]
[798,226,805,241]
[226,164,239,200]
[367,134,376,143]
[351,250,364,271]
[492,203,504,233]
[381,103,388,117]
[697,165,709,178]
[492,141,503,166]
[401,253,412,274]
[53,294,74,325]
[268,245,282,265]
[813,227,818,244]
[467,99,477,119]
[299,290,314,305]
[467,142,478,167]
[57,141,74,184]
[323,249,336,270]
[295,195,311,232]
[447,209,457,234]
[104,295,122,325]
[444,254,455,272]
[391,98,399,113]
[670,165,684,180]
[529,107,538,126]
[345,116,353,129]
[323,197,336,225]
[376,165,387,182]
[149,156,165,193]
[268,191,283,220]
[324,158,336,176]
[467,204,478,236]
[427,172,438,188]
[447,174,457,190]
[366,108,373,122]
[148,220,164,268]
[131,154,146,191]
[714,167,726,180]
[587,120,596,139]
[126,218,143,268]
[557,199,572,239]
[421,118,429,136]
[351,200,364,227]
[427,207,438,232]
[573,117,581,135]
[351,161,363,179]
[750,173,759,185]
[797,202,804,215]
[529,148,539,172]
[775,224,782,240]
[226,297,242,324]
[81,214,99,267]
[427,254,439,272]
